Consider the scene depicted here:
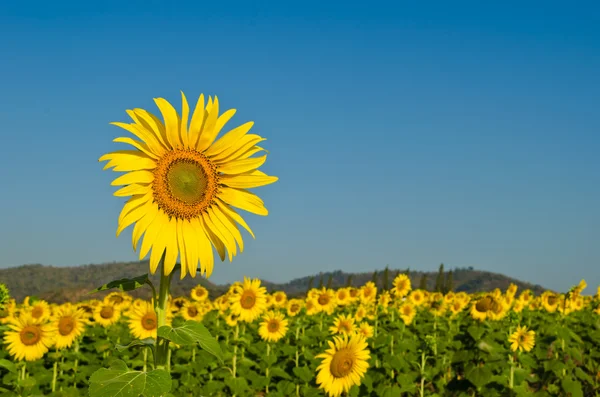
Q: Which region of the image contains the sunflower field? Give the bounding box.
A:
[1,276,600,397]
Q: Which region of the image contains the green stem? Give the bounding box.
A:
[143,347,148,372]
[232,323,239,378]
[509,354,514,389]
[52,360,58,392]
[266,343,271,393]
[73,339,79,388]
[153,254,173,370]
[420,351,426,397]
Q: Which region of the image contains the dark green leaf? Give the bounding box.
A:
[157,321,223,364]
[88,360,171,397]
[115,338,155,352]
[88,274,150,294]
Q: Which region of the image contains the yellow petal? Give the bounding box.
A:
[99,150,157,172]
[196,97,220,152]
[218,187,268,216]
[203,210,235,261]
[218,155,267,175]
[162,217,179,276]
[180,92,190,149]
[111,170,154,186]
[212,205,244,254]
[204,121,252,158]
[118,192,151,223]
[116,196,153,237]
[215,199,255,239]
[190,218,214,278]
[188,94,206,148]
[132,108,170,150]
[220,172,278,189]
[200,215,226,263]
[182,220,199,279]
[139,211,168,263]
[114,184,151,197]
[113,137,160,160]
[210,134,265,163]
[216,146,268,164]
[154,97,182,150]
[176,219,188,279]
[132,203,160,252]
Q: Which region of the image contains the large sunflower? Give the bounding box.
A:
[316,334,371,397]
[3,312,55,361]
[127,301,163,340]
[99,93,278,279]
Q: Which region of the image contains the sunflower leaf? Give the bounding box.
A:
[157,321,224,364]
[88,359,171,397]
[88,274,151,295]
[0,359,16,373]
[115,338,156,352]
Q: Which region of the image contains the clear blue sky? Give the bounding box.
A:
[0,1,598,293]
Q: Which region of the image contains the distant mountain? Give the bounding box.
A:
[0,261,549,304]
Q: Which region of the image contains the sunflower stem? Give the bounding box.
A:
[508,354,514,389]
[232,323,239,378]
[266,343,271,393]
[52,359,58,392]
[154,254,173,371]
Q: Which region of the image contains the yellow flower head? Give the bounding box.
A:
[50,305,88,350]
[391,274,411,298]
[93,304,121,328]
[316,334,371,397]
[228,277,267,323]
[4,312,55,361]
[191,285,209,302]
[329,314,356,336]
[508,325,535,352]
[258,311,289,342]
[127,301,163,340]
[99,93,278,279]
[286,299,304,317]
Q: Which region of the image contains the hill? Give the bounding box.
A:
[0,261,549,303]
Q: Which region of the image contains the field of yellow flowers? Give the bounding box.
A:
[1,276,599,397]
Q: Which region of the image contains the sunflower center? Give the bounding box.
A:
[20,325,41,346]
[141,313,157,330]
[476,297,493,313]
[290,304,300,312]
[31,306,44,319]
[153,149,218,220]
[350,290,358,298]
[402,306,412,316]
[267,320,279,332]
[241,292,256,309]
[187,306,199,317]
[318,295,330,306]
[100,306,114,319]
[330,348,355,378]
[339,322,351,332]
[109,295,124,305]
[58,317,75,336]
[275,295,283,302]
[547,295,558,305]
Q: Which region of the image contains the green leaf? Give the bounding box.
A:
[382,386,402,397]
[467,324,485,341]
[465,365,492,389]
[88,360,171,397]
[115,338,155,352]
[225,376,249,395]
[269,367,292,380]
[292,366,313,383]
[0,359,16,373]
[513,368,528,386]
[561,376,583,397]
[88,274,151,294]
[157,321,223,364]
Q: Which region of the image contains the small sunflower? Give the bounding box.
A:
[3,312,55,361]
[508,325,535,352]
[225,312,240,327]
[50,305,88,350]
[104,292,131,310]
[181,300,204,321]
[229,277,267,322]
[399,303,416,325]
[305,298,320,316]
[316,334,371,397]
[127,301,161,340]
[258,311,289,342]
[356,322,374,339]
[313,288,337,314]
[359,282,377,303]
[272,291,287,307]
[409,290,425,306]
[391,274,411,298]
[99,93,278,279]
[93,304,121,327]
[171,296,188,313]
[335,288,351,306]
[28,300,51,322]
[329,314,356,336]
[190,285,209,302]
[286,299,303,317]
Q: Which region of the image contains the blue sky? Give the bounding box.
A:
[0,1,598,292]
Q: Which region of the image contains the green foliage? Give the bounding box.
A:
[88,360,171,397]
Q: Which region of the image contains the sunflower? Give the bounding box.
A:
[408,290,425,306]
[286,299,303,317]
[258,311,289,342]
[354,305,367,322]
[272,291,287,308]
[391,274,411,298]
[335,288,351,306]
[541,292,559,313]
[3,312,55,361]
[181,300,204,321]
[225,312,240,327]
[104,292,131,310]
[506,283,518,298]
[50,305,88,350]
[190,285,209,302]
[399,303,416,325]
[356,322,374,339]
[127,301,162,340]
[359,282,377,303]
[93,304,121,327]
[449,300,465,317]
[305,299,320,316]
[316,334,370,397]
[170,296,188,313]
[229,277,267,322]
[378,291,391,309]
[508,325,535,352]
[313,288,337,314]
[329,314,356,336]
[99,93,278,279]
[28,300,51,322]
[470,296,493,321]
